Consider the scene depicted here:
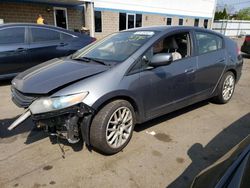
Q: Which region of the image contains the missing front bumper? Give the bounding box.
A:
[8,103,94,145]
[8,110,31,130]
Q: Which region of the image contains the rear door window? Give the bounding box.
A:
[31,28,60,43]
[195,32,223,55]
[0,27,25,44]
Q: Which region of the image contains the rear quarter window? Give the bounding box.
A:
[195,32,223,55]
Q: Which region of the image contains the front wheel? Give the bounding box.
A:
[213,71,235,104]
[90,100,135,155]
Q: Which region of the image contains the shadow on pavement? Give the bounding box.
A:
[0,117,47,144]
[0,116,83,152]
[134,100,210,132]
[167,112,250,188]
[242,53,250,59]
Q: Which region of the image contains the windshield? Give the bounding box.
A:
[72,31,157,62]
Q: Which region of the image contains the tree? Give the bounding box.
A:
[214,8,228,20]
[235,8,250,20]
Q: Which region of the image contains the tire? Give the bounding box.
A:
[90,100,135,155]
[213,71,235,104]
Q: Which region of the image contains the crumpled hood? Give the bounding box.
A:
[12,58,109,94]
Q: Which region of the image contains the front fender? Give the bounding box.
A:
[91,90,144,123]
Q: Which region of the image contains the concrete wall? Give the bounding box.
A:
[94,11,119,39]
[213,20,250,36]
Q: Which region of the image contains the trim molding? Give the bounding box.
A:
[94,7,212,19]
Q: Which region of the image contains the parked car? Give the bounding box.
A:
[9,26,243,154]
[0,23,95,80]
[191,135,250,188]
[241,35,250,54]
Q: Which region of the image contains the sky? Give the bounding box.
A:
[217,0,250,12]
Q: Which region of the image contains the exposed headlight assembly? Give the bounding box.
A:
[29,92,89,114]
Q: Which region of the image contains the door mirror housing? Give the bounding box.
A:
[149,53,173,67]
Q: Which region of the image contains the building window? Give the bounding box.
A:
[119,13,142,31]
[119,13,126,31]
[194,18,199,27]
[204,19,208,28]
[166,18,172,25]
[179,18,183,25]
[94,11,102,32]
[136,14,142,27]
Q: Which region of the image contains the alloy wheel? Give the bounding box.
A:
[106,107,133,149]
[222,74,235,101]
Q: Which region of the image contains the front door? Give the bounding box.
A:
[54,7,68,29]
[137,32,198,119]
[0,26,30,77]
[127,14,135,29]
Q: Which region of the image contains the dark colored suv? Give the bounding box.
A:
[0,23,95,80]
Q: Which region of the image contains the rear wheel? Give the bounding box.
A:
[213,71,235,104]
[90,100,135,154]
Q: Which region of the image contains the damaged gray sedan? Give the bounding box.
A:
[9,26,243,154]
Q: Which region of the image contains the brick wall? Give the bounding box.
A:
[94,11,212,39]
[0,2,84,31]
[67,8,84,31]
[142,14,166,27]
[95,11,119,40]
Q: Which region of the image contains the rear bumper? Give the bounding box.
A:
[241,44,250,54]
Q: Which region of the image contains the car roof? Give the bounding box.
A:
[0,23,71,32]
[0,23,86,37]
[124,25,225,37]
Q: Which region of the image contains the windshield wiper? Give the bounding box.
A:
[73,57,107,66]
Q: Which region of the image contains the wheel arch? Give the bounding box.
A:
[91,91,144,124]
[226,68,237,80]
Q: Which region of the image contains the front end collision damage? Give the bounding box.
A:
[8,103,95,145]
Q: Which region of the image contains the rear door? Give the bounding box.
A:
[133,31,198,119]
[28,27,69,67]
[0,26,29,77]
[194,31,226,97]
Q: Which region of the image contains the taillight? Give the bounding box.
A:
[237,46,241,55]
[245,36,250,42]
[91,37,96,42]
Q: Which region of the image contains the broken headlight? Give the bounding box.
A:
[29,92,89,114]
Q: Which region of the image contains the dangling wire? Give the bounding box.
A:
[57,135,65,159]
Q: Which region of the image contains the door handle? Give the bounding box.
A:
[59,42,68,47]
[15,48,26,52]
[185,68,196,74]
[216,58,226,63]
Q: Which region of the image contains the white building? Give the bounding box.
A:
[0,0,216,39]
[85,0,216,39]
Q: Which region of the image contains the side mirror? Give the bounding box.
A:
[149,53,173,67]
